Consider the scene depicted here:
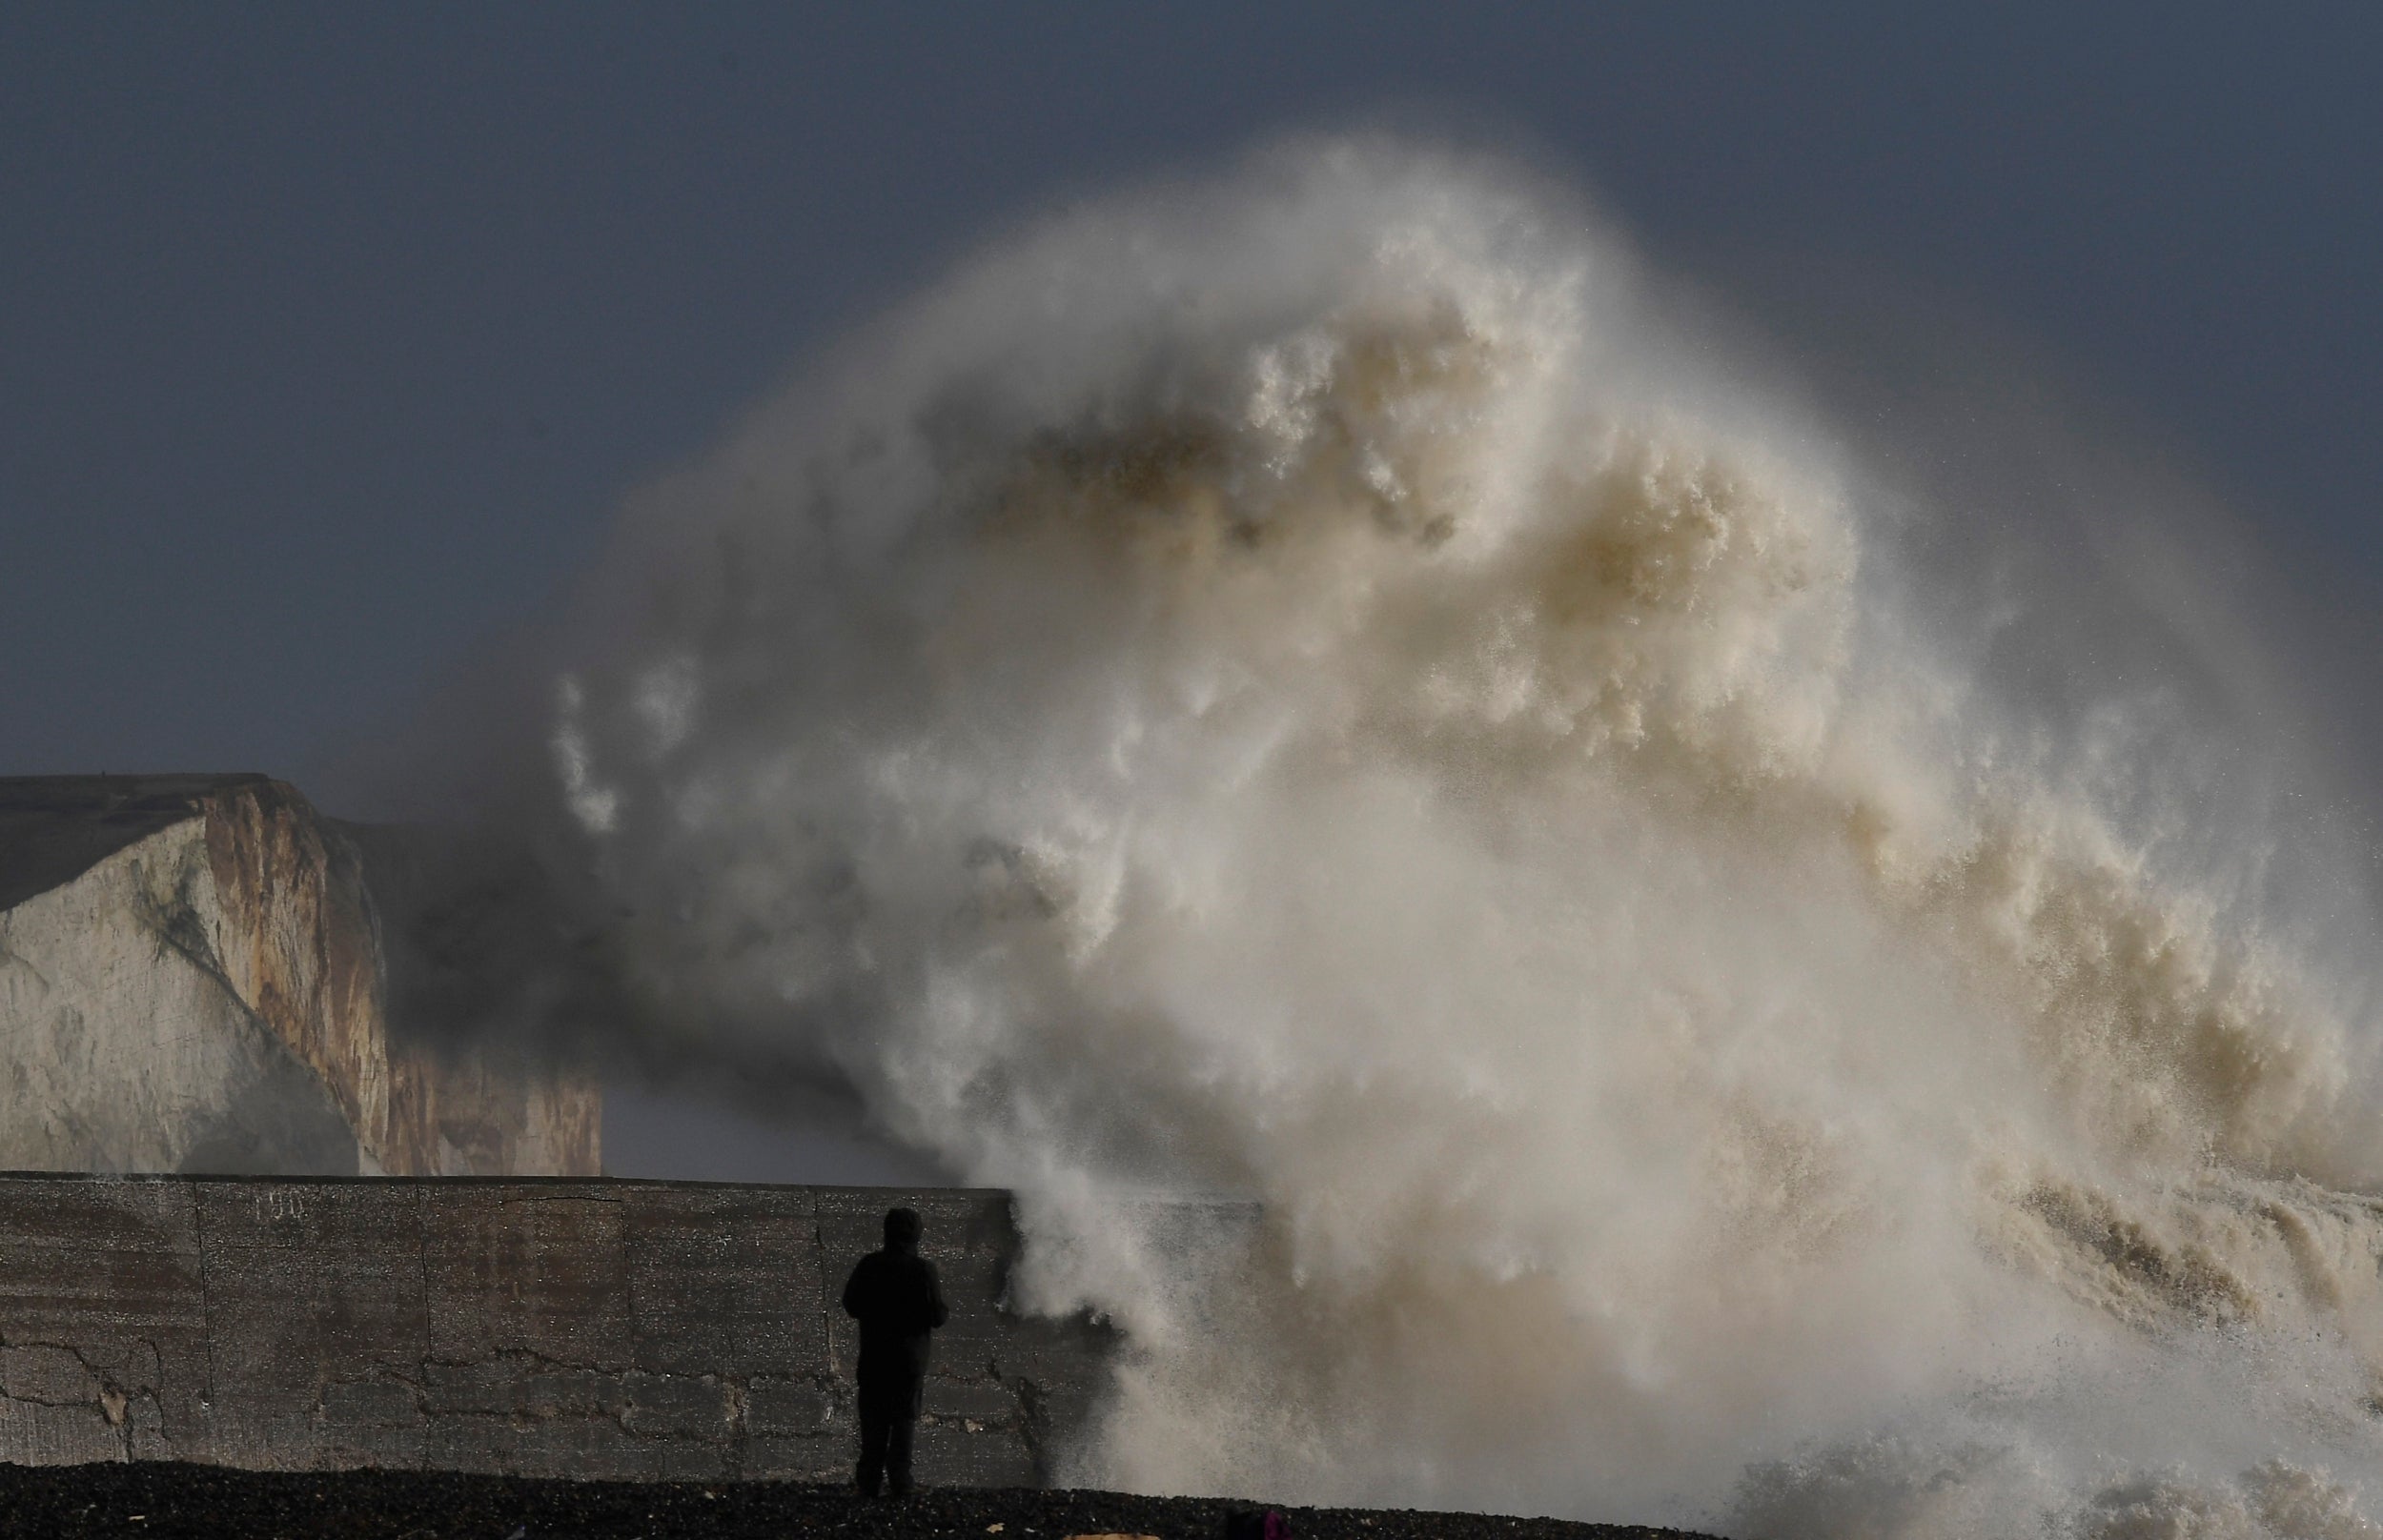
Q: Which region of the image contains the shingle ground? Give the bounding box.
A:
[0,1461,1726,1540]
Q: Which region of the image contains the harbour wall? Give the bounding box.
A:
[0,1174,1110,1488]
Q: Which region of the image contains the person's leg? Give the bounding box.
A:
[886,1412,917,1496]
[856,1405,889,1497]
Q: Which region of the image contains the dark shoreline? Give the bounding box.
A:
[0,1461,1728,1539]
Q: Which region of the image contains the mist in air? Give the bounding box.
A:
[457,140,2383,1535]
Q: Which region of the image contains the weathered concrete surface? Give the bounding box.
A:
[0,1175,1111,1487]
[0,776,599,1177]
[0,1179,208,1465]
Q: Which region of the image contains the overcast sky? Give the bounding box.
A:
[8,4,2379,785]
[9,7,2379,1180]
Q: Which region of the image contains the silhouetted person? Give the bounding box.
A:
[840,1205,947,1498]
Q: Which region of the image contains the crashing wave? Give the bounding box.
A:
[525,140,2383,1535]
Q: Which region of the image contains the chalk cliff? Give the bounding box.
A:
[0,776,597,1176]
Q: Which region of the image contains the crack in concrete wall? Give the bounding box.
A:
[0,1174,1113,1487]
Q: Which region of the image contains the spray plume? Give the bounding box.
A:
[524,140,2383,1535]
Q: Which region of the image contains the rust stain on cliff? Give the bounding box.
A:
[202,780,407,1169]
[197,780,600,1178]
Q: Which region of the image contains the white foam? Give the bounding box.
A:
[531,139,2383,1534]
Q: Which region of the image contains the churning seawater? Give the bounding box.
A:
[529,140,2383,1537]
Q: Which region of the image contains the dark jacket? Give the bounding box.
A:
[841,1243,948,1415]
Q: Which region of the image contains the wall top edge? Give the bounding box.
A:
[0,1169,1009,1199]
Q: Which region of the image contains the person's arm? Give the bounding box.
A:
[924,1260,948,1330]
[841,1256,869,1320]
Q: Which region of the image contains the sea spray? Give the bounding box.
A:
[532,140,2383,1535]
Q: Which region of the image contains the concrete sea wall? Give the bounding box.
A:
[0,1174,1110,1488]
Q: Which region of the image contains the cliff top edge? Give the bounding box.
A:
[0,773,284,912]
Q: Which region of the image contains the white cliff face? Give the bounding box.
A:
[0,814,363,1175]
[0,776,600,1178]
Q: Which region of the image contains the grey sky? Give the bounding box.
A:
[8,6,2379,1179]
[8,5,2378,783]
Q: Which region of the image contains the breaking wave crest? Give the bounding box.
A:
[534,141,2383,1534]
